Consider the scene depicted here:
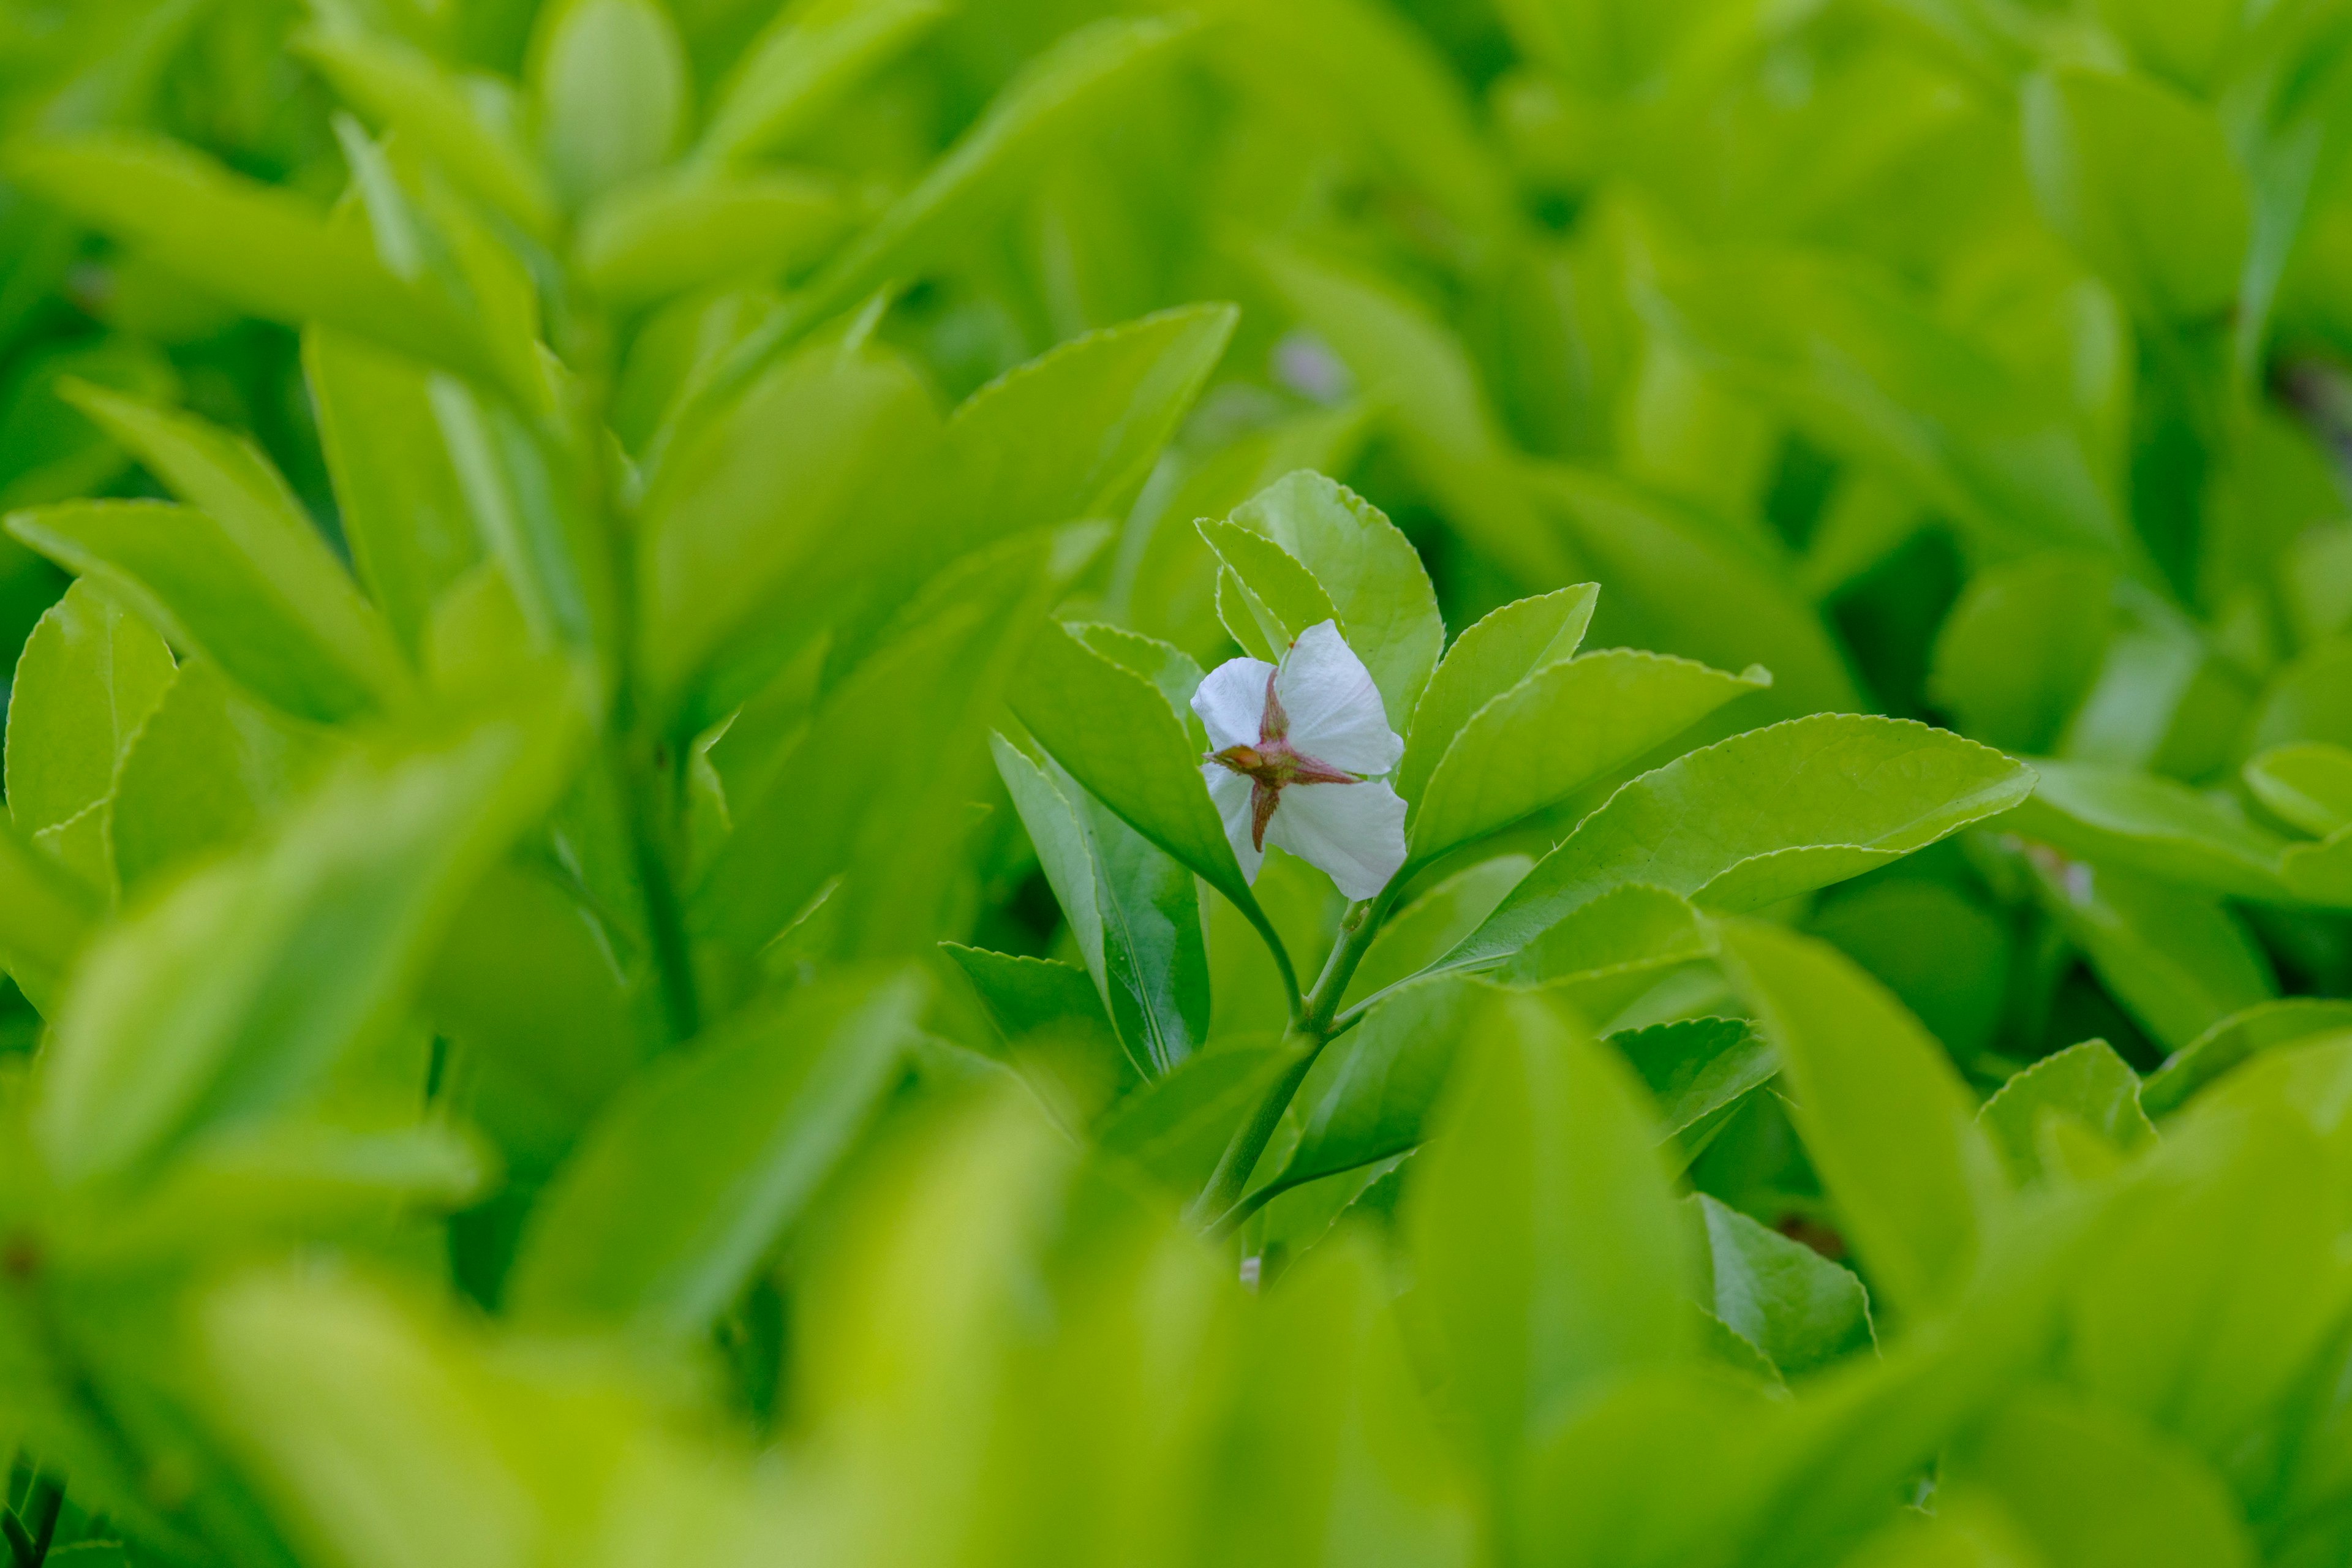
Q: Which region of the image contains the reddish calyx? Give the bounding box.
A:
[1204,669,1359,850]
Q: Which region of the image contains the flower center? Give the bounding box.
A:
[1203,669,1360,850]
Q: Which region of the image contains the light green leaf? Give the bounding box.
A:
[2246,741,2352,837]
[1929,553,2114,753]
[6,578,175,880]
[303,328,478,658]
[696,0,955,165]
[1611,1014,1779,1151]
[1411,650,1770,870]
[1691,1193,1874,1379]
[1253,237,1577,587]
[294,28,557,240]
[1409,992,1692,1468]
[1095,1039,1296,1198]
[3,133,494,388]
[1343,854,1532,1009]
[638,328,937,715]
[670,13,1199,441]
[933,303,1237,569]
[2022,67,2249,323]
[1978,1040,2155,1183]
[0,820,99,1012]
[576,169,847,306]
[1444,715,2035,972]
[1504,883,1716,1027]
[1947,1390,2255,1568]
[941,944,1134,1126]
[1198,518,1335,642]
[1716,918,2006,1321]
[8,500,393,723]
[2142,997,2352,1115]
[35,695,582,1189]
[1525,464,1863,720]
[1011,619,1257,921]
[1398,585,1597,807]
[1264,976,1483,1197]
[31,380,406,707]
[2023,851,2275,1051]
[1224,470,1443,731]
[2008,759,2294,902]
[110,657,331,890]
[506,969,924,1336]
[694,530,1076,954]
[529,0,689,207]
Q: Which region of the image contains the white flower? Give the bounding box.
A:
[1190,620,1409,901]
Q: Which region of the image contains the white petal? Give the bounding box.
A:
[1192,657,1276,751]
[1265,778,1408,901]
[1274,621,1402,775]
[1202,763,1265,884]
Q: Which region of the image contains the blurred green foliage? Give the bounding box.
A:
[2,0,2352,1564]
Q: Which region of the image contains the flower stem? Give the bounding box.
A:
[1190,888,1398,1227]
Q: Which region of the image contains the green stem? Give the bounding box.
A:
[619,737,701,1042]
[1189,889,1399,1228]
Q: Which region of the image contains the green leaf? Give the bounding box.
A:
[505,969,924,1336]
[940,944,1134,1126]
[2008,758,2296,902]
[529,0,688,207]
[1197,517,1335,643]
[303,328,479,658]
[34,695,582,1189]
[1398,585,1597,807]
[110,658,331,890]
[1010,619,1256,920]
[1612,1016,1779,1150]
[1343,854,1532,1009]
[1410,650,1770,870]
[1095,1040,1296,1197]
[7,500,396,724]
[1690,1193,1874,1379]
[1253,236,1577,588]
[1525,466,1863,720]
[1505,883,1715,1025]
[1716,918,2006,1321]
[21,380,407,710]
[1223,470,1443,731]
[0,819,99,1012]
[293,28,558,239]
[2064,1095,2347,1464]
[2142,997,2352,1115]
[1218,1236,1476,1568]
[2022,67,2249,323]
[1978,1040,2155,1183]
[2022,852,2275,1052]
[1408,992,1692,1469]
[638,327,937,715]
[2,133,494,388]
[423,862,650,1170]
[1929,552,2114,753]
[576,169,847,306]
[1946,1389,2256,1568]
[1444,715,2035,972]
[2245,741,2352,837]
[5,578,175,883]
[694,529,1077,954]
[696,0,955,165]
[670,13,1199,440]
[1264,976,1483,1197]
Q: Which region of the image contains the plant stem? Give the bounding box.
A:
[1190,889,1398,1227]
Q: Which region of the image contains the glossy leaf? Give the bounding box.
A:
[1978,1040,2155,1184]
[1409,992,1691,1468]
[1397,585,1596,807]
[1691,1193,1874,1379]
[1409,650,1768,870]
[1717,919,2006,1321]
[1445,715,2035,972]
[505,969,925,1336]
